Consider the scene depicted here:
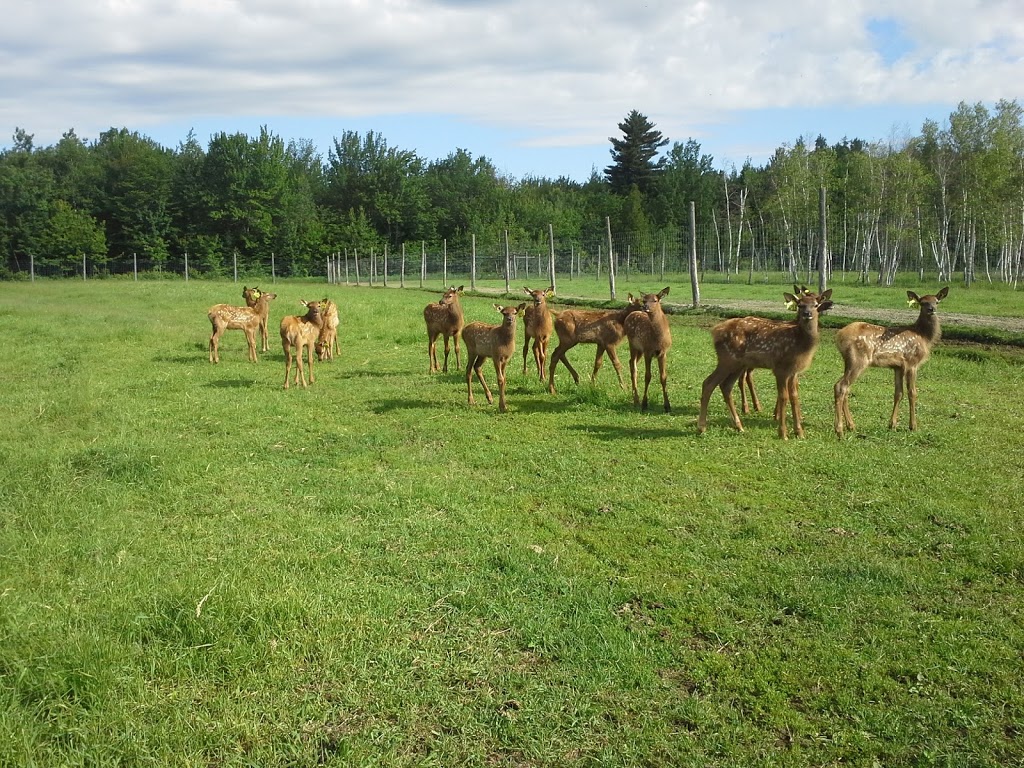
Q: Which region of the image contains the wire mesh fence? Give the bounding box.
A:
[7,214,1021,289]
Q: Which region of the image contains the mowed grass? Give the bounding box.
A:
[1,278,1023,767]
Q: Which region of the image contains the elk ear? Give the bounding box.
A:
[494,304,503,312]
[783,292,798,310]
[817,300,834,314]
[819,289,832,301]
[658,286,670,298]
[936,286,949,301]
[457,285,465,293]
[517,302,527,313]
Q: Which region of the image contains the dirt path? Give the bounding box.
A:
[470,286,1024,334]
[695,299,1024,334]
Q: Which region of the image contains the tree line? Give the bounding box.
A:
[1,101,1022,285]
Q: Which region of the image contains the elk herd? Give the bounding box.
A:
[206,282,951,438]
[208,287,339,389]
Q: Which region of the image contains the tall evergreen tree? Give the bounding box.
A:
[604,110,669,195]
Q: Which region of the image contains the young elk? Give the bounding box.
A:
[424,285,465,373]
[522,286,554,382]
[624,287,673,412]
[739,285,812,415]
[207,292,276,364]
[834,287,949,437]
[547,296,643,395]
[242,286,277,352]
[698,289,834,439]
[315,297,340,361]
[280,300,324,389]
[463,303,525,413]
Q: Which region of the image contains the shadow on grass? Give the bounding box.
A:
[336,368,410,380]
[563,422,692,440]
[207,379,259,389]
[507,396,576,414]
[156,354,213,364]
[372,397,440,413]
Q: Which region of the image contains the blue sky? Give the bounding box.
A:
[2,1,1021,181]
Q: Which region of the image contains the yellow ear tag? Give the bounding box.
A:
[785,299,797,311]
[907,299,919,309]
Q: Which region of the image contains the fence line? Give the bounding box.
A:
[9,213,1022,287]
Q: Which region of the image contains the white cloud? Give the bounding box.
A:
[1,0,1021,174]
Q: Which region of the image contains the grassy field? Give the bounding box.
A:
[1,277,1023,767]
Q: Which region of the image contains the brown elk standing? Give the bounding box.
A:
[207,291,277,364]
[424,285,465,373]
[279,300,324,389]
[522,286,554,382]
[834,287,949,437]
[463,303,525,413]
[624,287,673,412]
[738,285,813,415]
[547,295,643,395]
[698,289,834,439]
[315,297,340,361]
[242,286,278,353]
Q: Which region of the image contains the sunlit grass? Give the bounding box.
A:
[1,277,1022,766]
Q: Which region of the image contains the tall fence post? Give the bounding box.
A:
[471,234,477,291]
[133,252,138,281]
[271,252,276,283]
[548,224,557,294]
[420,242,425,288]
[30,253,34,282]
[383,243,389,288]
[605,217,616,301]
[400,243,406,288]
[818,186,829,295]
[184,251,189,282]
[504,230,511,294]
[689,202,700,308]
[83,253,87,281]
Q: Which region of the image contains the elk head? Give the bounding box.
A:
[785,289,833,324]
[908,286,949,315]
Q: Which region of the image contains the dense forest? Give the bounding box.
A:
[1,101,1022,284]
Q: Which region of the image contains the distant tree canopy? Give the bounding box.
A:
[1,101,1023,285]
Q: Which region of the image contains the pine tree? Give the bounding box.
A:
[604,110,669,195]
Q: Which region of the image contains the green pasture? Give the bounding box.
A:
[1,278,1022,767]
